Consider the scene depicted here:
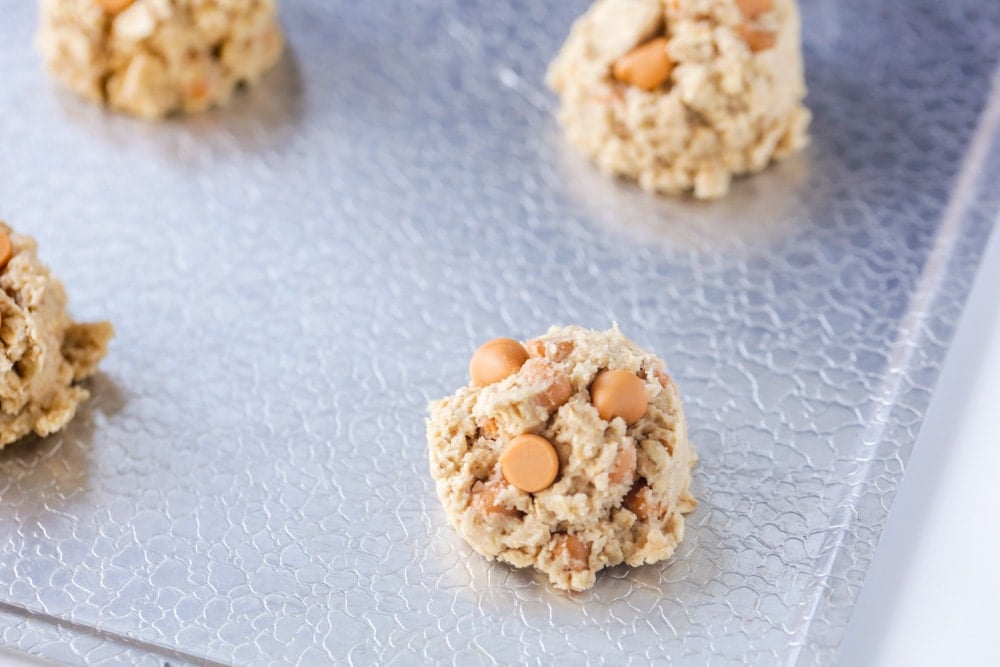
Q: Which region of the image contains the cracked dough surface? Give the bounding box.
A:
[37,0,284,119]
[427,326,697,591]
[0,223,113,449]
[548,0,811,199]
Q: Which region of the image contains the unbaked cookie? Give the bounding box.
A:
[427,325,697,591]
[0,223,113,449]
[548,0,811,199]
[37,0,284,119]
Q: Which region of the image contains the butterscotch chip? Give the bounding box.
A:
[740,25,778,52]
[608,439,637,485]
[553,341,574,361]
[428,325,697,591]
[473,478,521,518]
[735,0,773,19]
[590,370,649,425]
[480,417,499,438]
[470,338,529,387]
[624,481,656,520]
[520,358,573,411]
[553,534,591,571]
[96,0,134,13]
[501,434,560,493]
[0,233,12,271]
[611,37,673,91]
[527,338,575,362]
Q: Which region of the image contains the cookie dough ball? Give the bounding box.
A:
[547,0,811,199]
[427,326,697,591]
[38,0,284,119]
[0,223,114,449]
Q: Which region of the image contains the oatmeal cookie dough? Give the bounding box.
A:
[427,326,697,592]
[548,0,811,199]
[0,223,114,449]
[38,0,284,119]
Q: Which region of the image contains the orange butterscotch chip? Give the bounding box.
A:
[0,232,11,271]
[740,25,777,51]
[520,358,573,411]
[624,481,656,520]
[590,370,649,425]
[188,79,209,101]
[469,338,529,387]
[611,37,673,91]
[96,0,134,13]
[735,0,773,19]
[480,418,499,438]
[473,479,520,518]
[608,440,637,485]
[500,434,559,493]
[553,534,590,570]
[528,338,575,362]
[551,341,575,362]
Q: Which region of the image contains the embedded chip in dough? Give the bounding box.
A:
[0,222,114,449]
[427,325,697,592]
[37,0,284,119]
[547,0,811,199]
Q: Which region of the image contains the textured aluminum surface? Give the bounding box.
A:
[1,1,999,664]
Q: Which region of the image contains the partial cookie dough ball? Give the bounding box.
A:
[548,0,811,199]
[427,326,697,592]
[0,223,114,449]
[37,0,284,119]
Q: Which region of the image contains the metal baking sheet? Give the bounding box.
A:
[1,0,999,664]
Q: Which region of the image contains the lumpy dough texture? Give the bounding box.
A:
[427,326,697,591]
[38,0,284,119]
[0,223,114,449]
[547,0,811,199]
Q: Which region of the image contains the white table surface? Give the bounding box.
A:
[838,220,1000,666]
[1,239,998,667]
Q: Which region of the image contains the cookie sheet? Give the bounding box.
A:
[1,1,999,664]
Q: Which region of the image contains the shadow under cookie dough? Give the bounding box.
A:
[553,128,813,254]
[0,372,125,514]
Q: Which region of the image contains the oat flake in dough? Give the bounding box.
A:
[427,326,697,592]
[37,0,284,119]
[0,223,113,449]
[548,0,811,199]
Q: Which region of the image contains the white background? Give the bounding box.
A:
[1,240,998,667]
[837,222,1000,665]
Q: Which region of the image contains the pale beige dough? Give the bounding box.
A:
[37,0,284,119]
[427,326,697,591]
[0,223,113,449]
[548,0,811,199]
